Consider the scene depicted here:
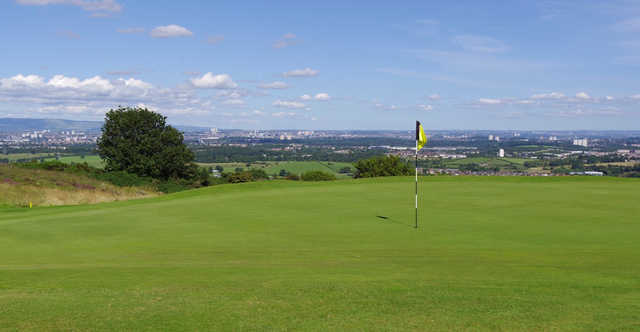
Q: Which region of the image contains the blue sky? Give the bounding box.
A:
[1,0,640,130]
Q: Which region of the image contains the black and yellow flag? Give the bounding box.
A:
[416,121,427,151]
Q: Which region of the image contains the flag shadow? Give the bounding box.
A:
[376,215,414,228]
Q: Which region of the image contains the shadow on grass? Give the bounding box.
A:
[376,215,415,228]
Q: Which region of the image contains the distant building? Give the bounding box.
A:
[498,148,505,158]
[488,135,494,141]
[573,138,588,147]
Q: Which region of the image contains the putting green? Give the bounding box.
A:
[1,177,639,330]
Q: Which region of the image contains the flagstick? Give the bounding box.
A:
[415,139,418,229]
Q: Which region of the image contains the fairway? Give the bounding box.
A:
[1,177,639,330]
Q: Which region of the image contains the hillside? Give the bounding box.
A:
[0,164,157,207]
[1,177,639,330]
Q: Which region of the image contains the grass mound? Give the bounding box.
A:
[1,176,639,330]
[0,164,157,207]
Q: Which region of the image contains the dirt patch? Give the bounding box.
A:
[73,183,96,190]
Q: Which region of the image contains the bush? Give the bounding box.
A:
[249,169,269,180]
[155,179,191,193]
[300,171,336,181]
[286,174,300,181]
[228,172,253,183]
[354,155,411,178]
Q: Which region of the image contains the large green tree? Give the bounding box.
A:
[97,107,196,180]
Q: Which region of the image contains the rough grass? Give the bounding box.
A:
[44,155,104,168]
[0,164,157,207]
[0,176,639,330]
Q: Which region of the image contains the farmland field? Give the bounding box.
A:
[1,177,639,330]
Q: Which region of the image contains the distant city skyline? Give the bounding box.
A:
[1,0,640,130]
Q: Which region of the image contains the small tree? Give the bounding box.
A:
[354,155,411,178]
[97,107,196,180]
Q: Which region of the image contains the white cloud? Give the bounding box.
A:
[606,96,614,100]
[477,98,502,104]
[17,0,122,13]
[453,35,509,53]
[428,94,440,100]
[374,103,398,111]
[283,68,318,77]
[531,92,565,99]
[300,94,312,101]
[118,78,152,90]
[273,33,300,49]
[575,92,591,100]
[314,93,330,101]
[0,73,214,118]
[631,94,640,99]
[207,35,224,44]
[417,104,433,111]
[150,25,193,38]
[252,110,264,116]
[273,100,305,109]
[272,111,296,118]
[222,99,245,106]
[258,81,289,89]
[190,72,237,89]
[117,27,144,34]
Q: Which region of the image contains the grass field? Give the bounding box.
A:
[197,160,355,178]
[442,157,528,169]
[1,177,639,330]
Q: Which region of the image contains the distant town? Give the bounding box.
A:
[1,118,639,177]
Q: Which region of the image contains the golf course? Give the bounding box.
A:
[1,176,639,330]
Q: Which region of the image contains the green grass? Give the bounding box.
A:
[44,155,104,168]
[1,177,639,330]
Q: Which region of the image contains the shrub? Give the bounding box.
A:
[301,171,336,181]
[286,174,300,181]
[228,172,253,183]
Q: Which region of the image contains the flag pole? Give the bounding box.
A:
[415,123,418,229]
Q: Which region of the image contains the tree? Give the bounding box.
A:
[354,155,412,178]
[279,169,288,177]
[97,107,196,180]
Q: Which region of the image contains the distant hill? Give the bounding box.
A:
[0,118,102,132]
[0,118,207,133]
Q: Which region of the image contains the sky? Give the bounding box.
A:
[1,0,640,130]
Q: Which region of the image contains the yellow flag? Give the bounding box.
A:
[416,121,427,151]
